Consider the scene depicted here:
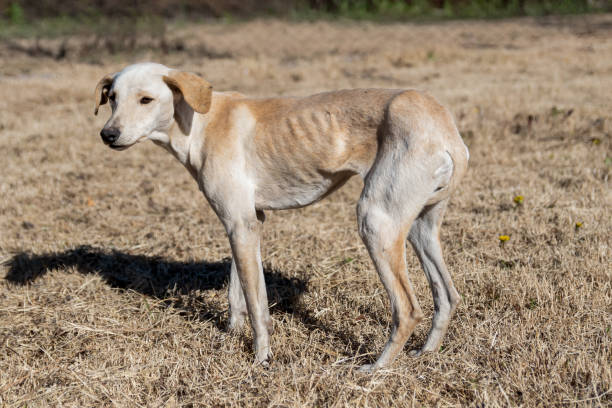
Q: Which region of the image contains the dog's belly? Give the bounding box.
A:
[254,168,355,210]
[252,125,369,210]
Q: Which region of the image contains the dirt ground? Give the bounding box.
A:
[1,14,611,407]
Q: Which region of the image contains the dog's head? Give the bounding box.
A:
[94,62,212,150]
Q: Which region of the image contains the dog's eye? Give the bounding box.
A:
[140,97,153,105]
[109,93,116,102]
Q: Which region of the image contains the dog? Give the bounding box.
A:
[94,62,469,371]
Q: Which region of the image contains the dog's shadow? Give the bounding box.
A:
[3,245,377,359]
[3,245,306,330]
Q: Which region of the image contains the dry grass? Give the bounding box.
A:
[1,14,611,407]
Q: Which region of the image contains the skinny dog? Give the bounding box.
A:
[94,62,469,371]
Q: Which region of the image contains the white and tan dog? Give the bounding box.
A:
[94,62,468,371]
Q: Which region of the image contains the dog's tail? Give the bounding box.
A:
[443,124,470,196]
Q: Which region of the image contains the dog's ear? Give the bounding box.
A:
[163,71,213,114]
[94,74,116,115]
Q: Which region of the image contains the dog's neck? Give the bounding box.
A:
[150,109,207,180]
[149,91,231,179]
[166,121,193,163]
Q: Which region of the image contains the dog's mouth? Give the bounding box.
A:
[109,144,129,151]
[108,135,148,151]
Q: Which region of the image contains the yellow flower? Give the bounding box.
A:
[575,222,583,229]
[499,235,510,242]
[513,195,524,205]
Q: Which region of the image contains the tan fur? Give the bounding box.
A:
[163,71,213,114]
[95,63,469,371]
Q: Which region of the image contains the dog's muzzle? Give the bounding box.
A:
[100,127,120,146]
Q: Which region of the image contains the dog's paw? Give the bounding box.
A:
[255,344,273,363]
[254,352,273,369]
[227,314,246,333]
[410,347,435,357]
[357,364,376,373]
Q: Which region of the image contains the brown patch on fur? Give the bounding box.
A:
[93,74,114,115]
[163,71,213,114]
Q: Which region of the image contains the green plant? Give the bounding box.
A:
[7,2,25,24]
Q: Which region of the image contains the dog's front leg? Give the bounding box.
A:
[226,215,272,365]
[227,210,265,332]
[227,259,247,331]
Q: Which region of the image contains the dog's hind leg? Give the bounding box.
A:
[356,152,436,371]
[408,199,460,356]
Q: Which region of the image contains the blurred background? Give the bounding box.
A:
[2,0,611,62]
[2,1,611,32]
[2,0,611,20]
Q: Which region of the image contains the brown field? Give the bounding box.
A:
[1,14,611,407]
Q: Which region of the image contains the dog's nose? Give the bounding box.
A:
[100,127,120,145]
